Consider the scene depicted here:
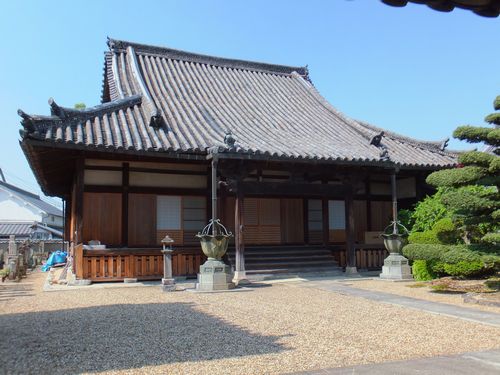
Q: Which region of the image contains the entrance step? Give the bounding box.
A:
[226,246,342,275]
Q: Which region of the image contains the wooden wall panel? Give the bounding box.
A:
[183,230,200,246]
[82,192,122,245]
[128,194,156,246]
[222,197,236,233]
[244,198,282,245]
[259,199,280,225]
[259,226,281,244]
[370,201,392,231]
[281,199,304,244]
[353,200,367,243]
[156,230,183,245]
[244,198,259,225]
[329,229,346,242]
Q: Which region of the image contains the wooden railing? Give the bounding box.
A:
[333,245,388,270]
[75,247,204,282]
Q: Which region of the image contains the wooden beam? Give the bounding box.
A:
[236,181,348,197]
[84,185,206,196]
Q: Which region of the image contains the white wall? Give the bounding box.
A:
[0,190,44,221]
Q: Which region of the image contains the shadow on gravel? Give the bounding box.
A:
[0,302,287,374]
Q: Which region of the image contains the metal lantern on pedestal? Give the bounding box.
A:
[379,170,413,280]
[195,145,235,291]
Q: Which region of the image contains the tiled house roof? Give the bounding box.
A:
[19,38,457,169]
[0,181,61,216]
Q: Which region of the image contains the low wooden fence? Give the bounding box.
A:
[75,245,204,282]
[333,245,388,270]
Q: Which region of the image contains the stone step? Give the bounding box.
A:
[226,254,336,262]
[242,260,339,270]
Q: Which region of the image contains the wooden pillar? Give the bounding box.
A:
[365,177,372,231]
[233,187,248,284]
[121,162,129,246]
[64,194,72,244]
[303,198,309,244]
[344,179,357,274]
[74,158,84,245]
[322,198,329,247]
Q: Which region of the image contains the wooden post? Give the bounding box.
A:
[303,198,309,244]
[122,162,129,246]
[365,177,372,231]
[344,178,357,274]
[74,158,84,245]
[322,198,329,247]
[391,171,398,233]
[233,187,248,285]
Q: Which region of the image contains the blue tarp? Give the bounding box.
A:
[41,251,67,272]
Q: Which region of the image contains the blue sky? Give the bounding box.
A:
[0,0,498,202]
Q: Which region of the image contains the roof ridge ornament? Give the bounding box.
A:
[440,138,449,151]
[370,131,384,147]
[224,130,236,149]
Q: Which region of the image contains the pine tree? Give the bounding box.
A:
[426,96,499,246]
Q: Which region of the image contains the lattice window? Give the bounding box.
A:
[156,196,181,230]
[328,200,346,230]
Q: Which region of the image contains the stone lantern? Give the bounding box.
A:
[161,235,176,292]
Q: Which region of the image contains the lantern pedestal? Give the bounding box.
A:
[195,220,235,292]
[379,232,413,280]
[379,253,413,280]
[196,259,235,291]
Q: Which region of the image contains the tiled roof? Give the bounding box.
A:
[0,222,34,237]
[0,181,62,216]
[0,221,62,238]
[19,38,457,168]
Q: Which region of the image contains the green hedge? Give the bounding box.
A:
[403,243,500,278]
[408,231,439,244]
[412,260,436,281]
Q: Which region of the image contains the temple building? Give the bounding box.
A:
[19,39,456,282]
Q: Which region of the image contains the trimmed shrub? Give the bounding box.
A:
[408,231,439,244]
[412,260,436,281]
[434,218,459,244]
[411,190,449,232]
[442,261,483,278]
[439,246,481,264]
[403,244,446,262]
[403,243,500,278]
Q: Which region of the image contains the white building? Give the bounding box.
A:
[0,179,63,240]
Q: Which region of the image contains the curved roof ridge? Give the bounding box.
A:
[18,95,143,139]
[355,119,456,155]
[107,38,309,78]
[290,72,381,143]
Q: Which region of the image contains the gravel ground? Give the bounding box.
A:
[1,271,499,375]
[348,279,500,314]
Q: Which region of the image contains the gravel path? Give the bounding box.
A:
[1,271,499,374]
[348,279,500,314]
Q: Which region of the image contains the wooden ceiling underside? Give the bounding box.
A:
[382,0,500,17]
